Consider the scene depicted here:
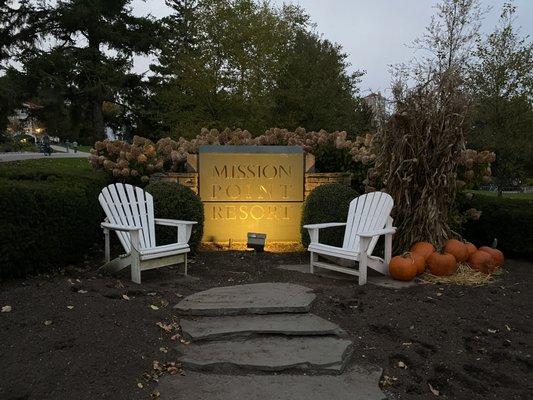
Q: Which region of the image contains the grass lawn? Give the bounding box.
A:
[0,157,96,178]
[76,145,93,153]
[469,189,533,200]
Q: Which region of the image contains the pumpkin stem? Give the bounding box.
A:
[402,252,415,263]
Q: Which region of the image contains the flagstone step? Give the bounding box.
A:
[158,365,386,400]
[176,336,353,373]
[174,283,315,316]
[180,313,345,341]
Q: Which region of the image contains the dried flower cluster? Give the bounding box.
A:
[90,136,186,184]
[90,128,376,183]
[456,149,496,189]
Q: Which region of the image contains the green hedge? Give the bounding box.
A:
[145,181,204,251]
[301,183,359,247]
[0,159,107,279]
[459,193,533,257]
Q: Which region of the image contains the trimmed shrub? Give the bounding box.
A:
[459,193,533,257]
[145,181,204,251]
[0,161,106,279]
[301,183,359,247]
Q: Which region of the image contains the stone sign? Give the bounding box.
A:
[199,146,304,242]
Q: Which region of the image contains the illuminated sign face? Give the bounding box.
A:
[199,146,304,242]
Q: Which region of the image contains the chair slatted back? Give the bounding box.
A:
[342,192,394,254]
[99,183,156,252]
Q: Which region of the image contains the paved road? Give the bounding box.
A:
[0,145,90,163]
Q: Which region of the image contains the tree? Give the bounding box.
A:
[147,0,370,139]
[0,0,157,142]
[468,2,533,184]
[147,0,310,138]
[272,30,371,135]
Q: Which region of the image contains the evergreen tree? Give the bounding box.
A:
[1,0,157,142]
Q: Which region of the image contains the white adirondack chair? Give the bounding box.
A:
[98,183,197,284]
[304,191,396,285]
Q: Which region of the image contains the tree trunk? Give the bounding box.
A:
[91,92,105,142]
[88,33,106,142]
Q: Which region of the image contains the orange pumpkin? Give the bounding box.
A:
[389,253,419,281]
[468,250,495,274]
[427,252,457,276]
[444,239,469,262]
[411,252,426,275]
[479,246,504,268]
[465,242,477,257]
[410,242,436,260]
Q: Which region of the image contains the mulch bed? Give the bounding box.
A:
[0,250,531,400]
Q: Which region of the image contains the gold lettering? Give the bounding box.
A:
[213,165,227,178]
[211,205,225,220]
[239,205,248,220]
[266,205,277,220]
[226,206,237,220]
[225,184,240,199]
[211,184,222,199]
[262,165,277,179]
[250,205,265,220]
[279,165,291,177]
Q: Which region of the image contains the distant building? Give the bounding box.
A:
[6,102,45,142]
[363,92,387,130]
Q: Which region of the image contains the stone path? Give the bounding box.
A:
[162,282,386,399]
[180,313,344,340]
[158,366,386,400]
[174,282,315,316]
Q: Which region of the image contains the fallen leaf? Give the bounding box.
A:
[436,292,443,297]
[67,305,74,310]
[44,320,53,326]
[397,361,407,369]
[78,289,88,294]
[505,324,511,331]
[150,305,159,310]
[175,293,183,298]
[159,347,168,353]
[428,383,440,396]
[160,299,169,308]
[137,382,143,389]
[147,292,157,296]
[488,329,497,334]
[122,294,130,300]
[1,305,12,313]
[152,389,160,398]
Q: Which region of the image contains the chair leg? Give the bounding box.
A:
[131,254,141,284]
[184,254,188,276]
[358,254,368,285]
[384,233,392,275]
[310,251,316,274]
[104,229,110,263]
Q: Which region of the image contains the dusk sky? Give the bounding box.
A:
[132,0,533,95]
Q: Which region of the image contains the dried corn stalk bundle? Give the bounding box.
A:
[370,71,470,252]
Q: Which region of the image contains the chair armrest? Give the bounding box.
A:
[304,223,346,245]
[303,222,347,229]
[358,227,397,238]
[154,219,196,243]
[154,218,198,227]
[101,222,142,232]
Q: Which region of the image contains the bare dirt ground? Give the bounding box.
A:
[0,250,531,400]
